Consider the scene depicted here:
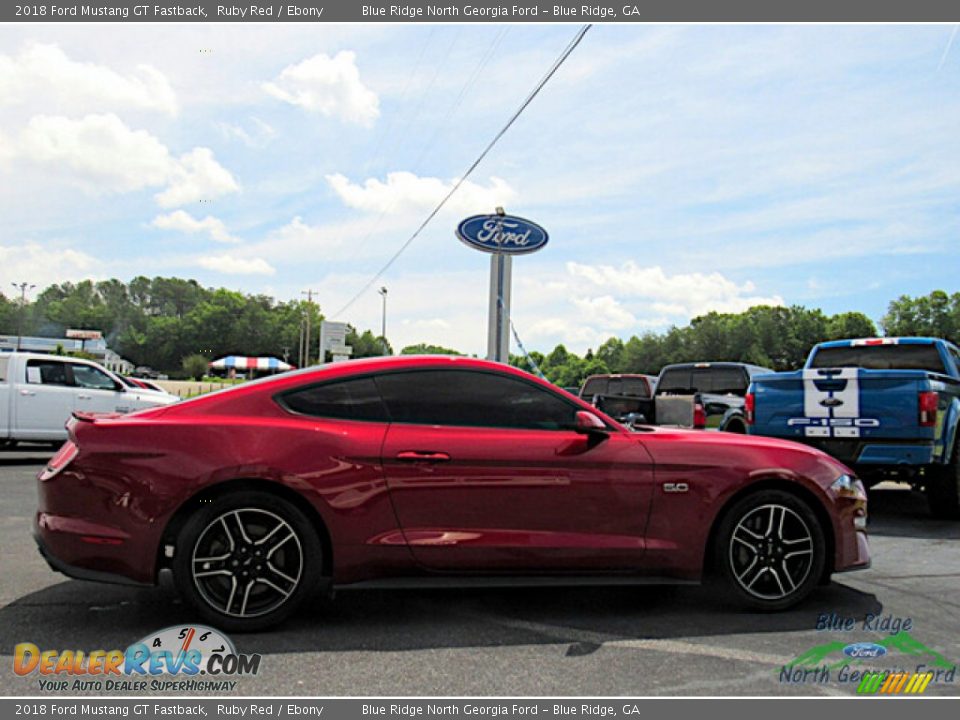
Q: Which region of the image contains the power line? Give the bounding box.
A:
[332,23,593,319]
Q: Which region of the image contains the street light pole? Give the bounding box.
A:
[301,289,319,366]
[10,282,35,352]
[378,286,388,355]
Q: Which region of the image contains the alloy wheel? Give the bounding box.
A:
[728,503,814,601]
[191,508,304,618]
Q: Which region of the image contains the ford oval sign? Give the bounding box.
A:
[456,214,548,255]
[843,643,888,659]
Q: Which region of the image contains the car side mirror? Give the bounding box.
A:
[114,382,126,393]
[574,410,608,435]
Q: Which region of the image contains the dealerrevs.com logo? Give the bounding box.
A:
[14,625,261,692]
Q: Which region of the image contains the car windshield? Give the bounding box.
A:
[811,344,945,372]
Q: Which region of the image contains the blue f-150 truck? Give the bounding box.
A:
[746,337,960,518]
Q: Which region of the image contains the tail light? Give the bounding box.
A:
[745,392,755,425]
[693,401,707,429]
[918,391,938,427]
[39,441,78,481]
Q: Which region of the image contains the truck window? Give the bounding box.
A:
[657,369,692,393]
[26,359,70,386]
[949,346,960,373]
[693,368,749,395]
[580,378,608,397]
[72,364,117,391]
[657,367,748,395]
[620,377,650,397]
[811,345,946,373]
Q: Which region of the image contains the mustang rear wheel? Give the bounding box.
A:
[716,490,826,610]
[173,491,322,632]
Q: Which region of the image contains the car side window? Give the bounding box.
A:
[375,370,579,431]
[278,377,388,422]
[25,360,70,387]
[72,364,117,391]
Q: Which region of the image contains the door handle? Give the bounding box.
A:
[396,451,451,463]
[77,394,91,400]
[19,389,36,397]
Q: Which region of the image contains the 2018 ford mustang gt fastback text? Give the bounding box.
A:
[35,355,870,631]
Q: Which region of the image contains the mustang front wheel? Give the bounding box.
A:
[716,490,826,610]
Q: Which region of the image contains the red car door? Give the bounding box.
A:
[376,368,656,572]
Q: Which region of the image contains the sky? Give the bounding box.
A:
[0,23,958,356]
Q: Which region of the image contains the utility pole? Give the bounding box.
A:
[297,316,305,368]
[11,282,35,351]
[378,286,388,355]
[301,289,319,366]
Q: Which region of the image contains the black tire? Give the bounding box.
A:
[925,453,960,520]
[172,490,323,632]
[714,489,826,611]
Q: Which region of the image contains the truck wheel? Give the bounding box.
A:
[715,490,826,611]
[926,455,960,520]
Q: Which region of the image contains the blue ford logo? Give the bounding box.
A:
[843,642,887,659]
[456,214,548,255]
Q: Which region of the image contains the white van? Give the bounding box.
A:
[0,352,178,445]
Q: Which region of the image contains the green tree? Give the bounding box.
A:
[401,343,462,355]
[826,312,877,341]
[882,291,959,343]
[182,353,209,380]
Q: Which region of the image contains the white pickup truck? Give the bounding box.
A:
[0,352,178,446]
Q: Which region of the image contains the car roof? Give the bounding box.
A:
[172,354,560,404]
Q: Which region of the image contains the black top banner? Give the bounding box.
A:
[5,0,960,23]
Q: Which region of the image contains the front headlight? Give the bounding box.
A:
[831,473,867,500]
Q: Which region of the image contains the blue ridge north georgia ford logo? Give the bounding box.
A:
[456,214,549,255]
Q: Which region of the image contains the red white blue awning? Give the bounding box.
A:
[209,356,292,371]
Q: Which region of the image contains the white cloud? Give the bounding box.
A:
[0,43,177,115]
[196,254,275,275]
[326,171,517,215]
[0,242,100,291]
[570,295,637,330]
[268,215,341,250]
[20,113,173,191]
[0,128,12,162]
[565,261,783,318]
[16,114,238,206]
[263,51,379,126]
[155,147,240,207]
[151,210,238,244]
[214,117,276,147]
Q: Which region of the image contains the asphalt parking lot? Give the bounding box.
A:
[2,451,958,697]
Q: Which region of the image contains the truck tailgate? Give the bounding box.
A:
[752,368,933,442]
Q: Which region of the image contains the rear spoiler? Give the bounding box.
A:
[71,411,125,423]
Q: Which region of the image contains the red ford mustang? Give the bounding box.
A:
[35,355,869,631]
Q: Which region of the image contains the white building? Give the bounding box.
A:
[103,349,135,375]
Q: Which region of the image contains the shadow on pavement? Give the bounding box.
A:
[867,484,960,540]
[0,454,50,467]
[0,578,880,654]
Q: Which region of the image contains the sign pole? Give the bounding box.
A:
[456,208,547,366]
[487,253,512,363]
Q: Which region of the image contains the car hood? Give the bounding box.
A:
[633,425,852,487]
